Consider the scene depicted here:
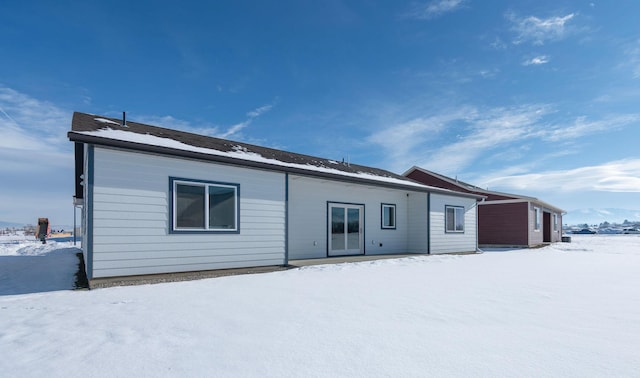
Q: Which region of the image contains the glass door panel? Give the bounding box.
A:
[347,208,361,250]
[328,204,363,256]
[331,207,345,251]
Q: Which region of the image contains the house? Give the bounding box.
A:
[68,112,483,286]
[404,166,565,248]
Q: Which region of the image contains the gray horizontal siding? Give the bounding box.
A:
[407,193,429,254]
[288,175,413,259]
[92,258,282,278]
[90,146,286,278]
[429,194,477,254]
[93,252,284,265]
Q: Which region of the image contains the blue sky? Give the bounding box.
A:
[1,0,640,226]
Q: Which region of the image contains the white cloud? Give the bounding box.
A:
[367,99,639,175]
[540,114,640,142]
[490,37,508,50]
[422,105,550,174]
[0,87,75,224]
[135,115,220,137]
[522,55,550,66]
[137,102,276,140]
[477,159,640,193]
[624,39,640,79]
[404,0,466,20]
[219,103,275,139]
[0,87,71,147]
[247,104,273,118]
[366,107,475,169]
[507,12,575,45]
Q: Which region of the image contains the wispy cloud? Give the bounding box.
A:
[367,107,475,168]
[478,159,640,193]
[522,55,550,66]
[421,105,550,174]
[137,102,276,141]
[367,101,639,175]
[507,12,575,45]
[0,87,71,168]
[135,114,220,137]
[403,0,466,20]
[540,114,640,142]
[623,39,640,79]
[219,103,275,139]
[0,87,75,224]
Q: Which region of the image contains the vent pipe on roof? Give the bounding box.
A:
[122,111,127,127]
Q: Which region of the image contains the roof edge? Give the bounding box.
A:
[68,131,483,199]
[405,165,564,211]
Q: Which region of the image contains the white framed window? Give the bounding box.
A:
[381,203,396,229]
[534,207,541,231]
[445,205,464,233]
[170,177,239,233]
[553,213,558,231]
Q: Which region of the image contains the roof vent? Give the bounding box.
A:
[122,111,128,127]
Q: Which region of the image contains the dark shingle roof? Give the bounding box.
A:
[68,112,482,197]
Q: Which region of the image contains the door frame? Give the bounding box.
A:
[327,202,365,257]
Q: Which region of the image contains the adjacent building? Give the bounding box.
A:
[404,166,565,248]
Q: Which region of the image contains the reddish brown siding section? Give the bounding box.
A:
[406,169,516,200]
[483,193,517,201]
[405,170,470,192]
[478,202,529,246]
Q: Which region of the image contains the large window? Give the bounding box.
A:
[171,178,239,233]
[445,206,464,233]
[381,203,396,229]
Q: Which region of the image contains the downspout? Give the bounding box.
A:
[527,201,532,247]
[86,145,95,281]
[475,200,483,253]
[427,192,431,255]
[284,172,289,266]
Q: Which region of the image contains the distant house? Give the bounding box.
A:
[69,112,483,286]
[404,166,565,248]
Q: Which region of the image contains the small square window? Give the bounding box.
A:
[445,206,464,233]
[381,204,396,229]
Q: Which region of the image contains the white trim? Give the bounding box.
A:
[381,203,396,229]
[533,206,541,231]
[445,205,465,233]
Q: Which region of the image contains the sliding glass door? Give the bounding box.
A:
[329,203,364,256]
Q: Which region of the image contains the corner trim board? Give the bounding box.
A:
[86,145,94,280]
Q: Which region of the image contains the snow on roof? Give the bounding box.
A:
[68,112,481,197]
[70,125,451,195]
[94,117,121,126]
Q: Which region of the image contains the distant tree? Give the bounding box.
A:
[623,219,630,225]
[599,221,610,228]
[580,223,589,228]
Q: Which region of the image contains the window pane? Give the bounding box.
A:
[331,207,345,250]
[347,208,360,250]
[176,184,205,228]
[455,207,464,231]
[209,186,236,229]
[446,207,455,231]
[383,205,395,228]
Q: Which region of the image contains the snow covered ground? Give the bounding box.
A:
[1,235,639,377]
